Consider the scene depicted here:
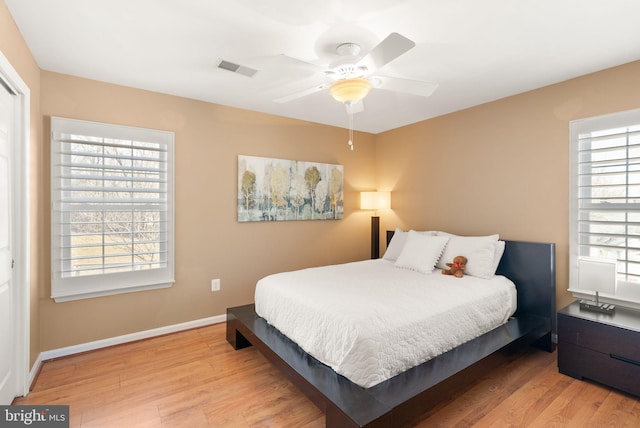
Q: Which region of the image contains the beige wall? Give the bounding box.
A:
[376,60,640,310]
[39,71,376,351]
[0,0,42,365]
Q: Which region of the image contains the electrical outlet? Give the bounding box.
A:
[211,278,221,291]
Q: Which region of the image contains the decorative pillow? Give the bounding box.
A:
[383,229,437,261]
[436,233,501,279]
[394,232,450,274]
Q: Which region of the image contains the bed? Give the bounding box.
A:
[227,230,556,427]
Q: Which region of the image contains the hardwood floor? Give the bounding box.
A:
[14,323,640,427]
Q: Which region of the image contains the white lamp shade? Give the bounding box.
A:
[360,191,391,210]
[578,257,617,294]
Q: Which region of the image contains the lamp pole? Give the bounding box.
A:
[371,215,380,259]
[360,191,390,260]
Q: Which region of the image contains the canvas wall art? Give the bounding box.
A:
[238,155,344,222]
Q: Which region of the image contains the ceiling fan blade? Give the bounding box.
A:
[376,76,438,97]
[269,54,325,73]
[247,54,325,81]
[358,32,415,73]
[273,82,331,103]
[345,100,364,115]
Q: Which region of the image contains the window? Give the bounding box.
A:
[570,108,640,305]
[51,117,174,302]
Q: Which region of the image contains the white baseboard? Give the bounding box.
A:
[28,314,227,389]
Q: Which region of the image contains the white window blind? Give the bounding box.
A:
[51,117,174,302]
[570,108,640,304]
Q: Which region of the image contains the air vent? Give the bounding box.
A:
[217,60,258,78]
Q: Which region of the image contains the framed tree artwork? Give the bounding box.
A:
[238,155,344,222]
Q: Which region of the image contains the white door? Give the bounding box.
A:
[0,82,15,405]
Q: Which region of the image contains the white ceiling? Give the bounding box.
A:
[6,0,640,134]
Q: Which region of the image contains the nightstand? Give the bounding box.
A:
[557,301,640,397]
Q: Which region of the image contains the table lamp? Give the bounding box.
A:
[360,191,391,259]
[578,257,617,314]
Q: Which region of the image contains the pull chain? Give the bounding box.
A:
[348,111,354,151]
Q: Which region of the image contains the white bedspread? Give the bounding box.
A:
[254,259,517,388]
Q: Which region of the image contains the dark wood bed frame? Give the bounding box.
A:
[227,232,556,427]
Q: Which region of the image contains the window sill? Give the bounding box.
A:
[52,280,174,302]
[568,288,640,311]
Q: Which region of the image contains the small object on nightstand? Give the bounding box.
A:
[579,299,615,314]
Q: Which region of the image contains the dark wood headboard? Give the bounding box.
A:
[386,230,556,347]
[496,240,556,331]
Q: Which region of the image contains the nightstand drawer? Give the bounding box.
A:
[558,314,640,359]
[558,341,640,397]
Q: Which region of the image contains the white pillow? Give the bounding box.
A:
[383,229,437,261]
[383,228,408,261]
[436,234,501,279]
[394,232,450,274]
[437,231,499,240]
[492,240,506,273]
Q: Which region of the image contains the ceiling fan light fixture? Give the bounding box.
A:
[329,78,372,104]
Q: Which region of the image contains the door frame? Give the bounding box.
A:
[0,50,31,399]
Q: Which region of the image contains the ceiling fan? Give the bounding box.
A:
[273,32,438,115]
